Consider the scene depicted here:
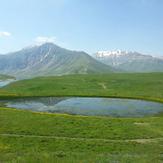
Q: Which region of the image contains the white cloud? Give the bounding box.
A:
[34,36,56,45]
[0,31,11,37]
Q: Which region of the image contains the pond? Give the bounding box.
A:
[2,97,163,117]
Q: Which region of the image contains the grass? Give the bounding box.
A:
[1,107,163,162]
[0,73,163,162]
[1,73,163,102]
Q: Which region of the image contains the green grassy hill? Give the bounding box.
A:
[1,73,163,102]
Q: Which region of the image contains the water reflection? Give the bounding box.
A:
[3,97,163,117]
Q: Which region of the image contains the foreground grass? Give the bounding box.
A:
[0,108,163,162]
[1,73,163,102]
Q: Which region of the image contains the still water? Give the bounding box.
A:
[3,97,163,117]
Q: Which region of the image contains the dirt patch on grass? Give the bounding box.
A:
[134,122,150,126]
[98,83,107,90]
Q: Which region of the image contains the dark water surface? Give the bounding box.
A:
[3,97,163,117]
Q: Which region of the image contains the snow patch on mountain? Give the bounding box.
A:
[94,50,163,72]
[40,47,52,62]
[96,50,131,58]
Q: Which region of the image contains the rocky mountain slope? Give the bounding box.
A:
[0,43,116,78]
[94,50,163,72]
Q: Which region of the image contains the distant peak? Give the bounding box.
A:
[96,50,133,57]
[34,36,56,46]
[33,42,57,48]
[36,42,55,46]
[23,42,58,50]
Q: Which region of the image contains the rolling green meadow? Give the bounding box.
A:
[1,73,163,162]
[1,73,163,102]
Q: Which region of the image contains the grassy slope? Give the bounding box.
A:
[1,73,163,162]
[1,108,163,162]
[1,73,163,102]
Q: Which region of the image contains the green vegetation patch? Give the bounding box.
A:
[0,107,163,162]
[1,73,163,102]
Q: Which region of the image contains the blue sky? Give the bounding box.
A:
[0,0,163,56]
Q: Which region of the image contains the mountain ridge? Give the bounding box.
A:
[0,43,116,78]
[94,50,163,72]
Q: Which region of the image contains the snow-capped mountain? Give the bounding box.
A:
[158,56,163,60]
[0,43,116,79]
[96,50,130,57]
[94,50,163,72]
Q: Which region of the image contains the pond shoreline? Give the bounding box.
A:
[0,94,163,104]
[2,96,163,118]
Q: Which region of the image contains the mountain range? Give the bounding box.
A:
[0,43,116,79]
[94,50,163,72]
[0,44,163,79]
